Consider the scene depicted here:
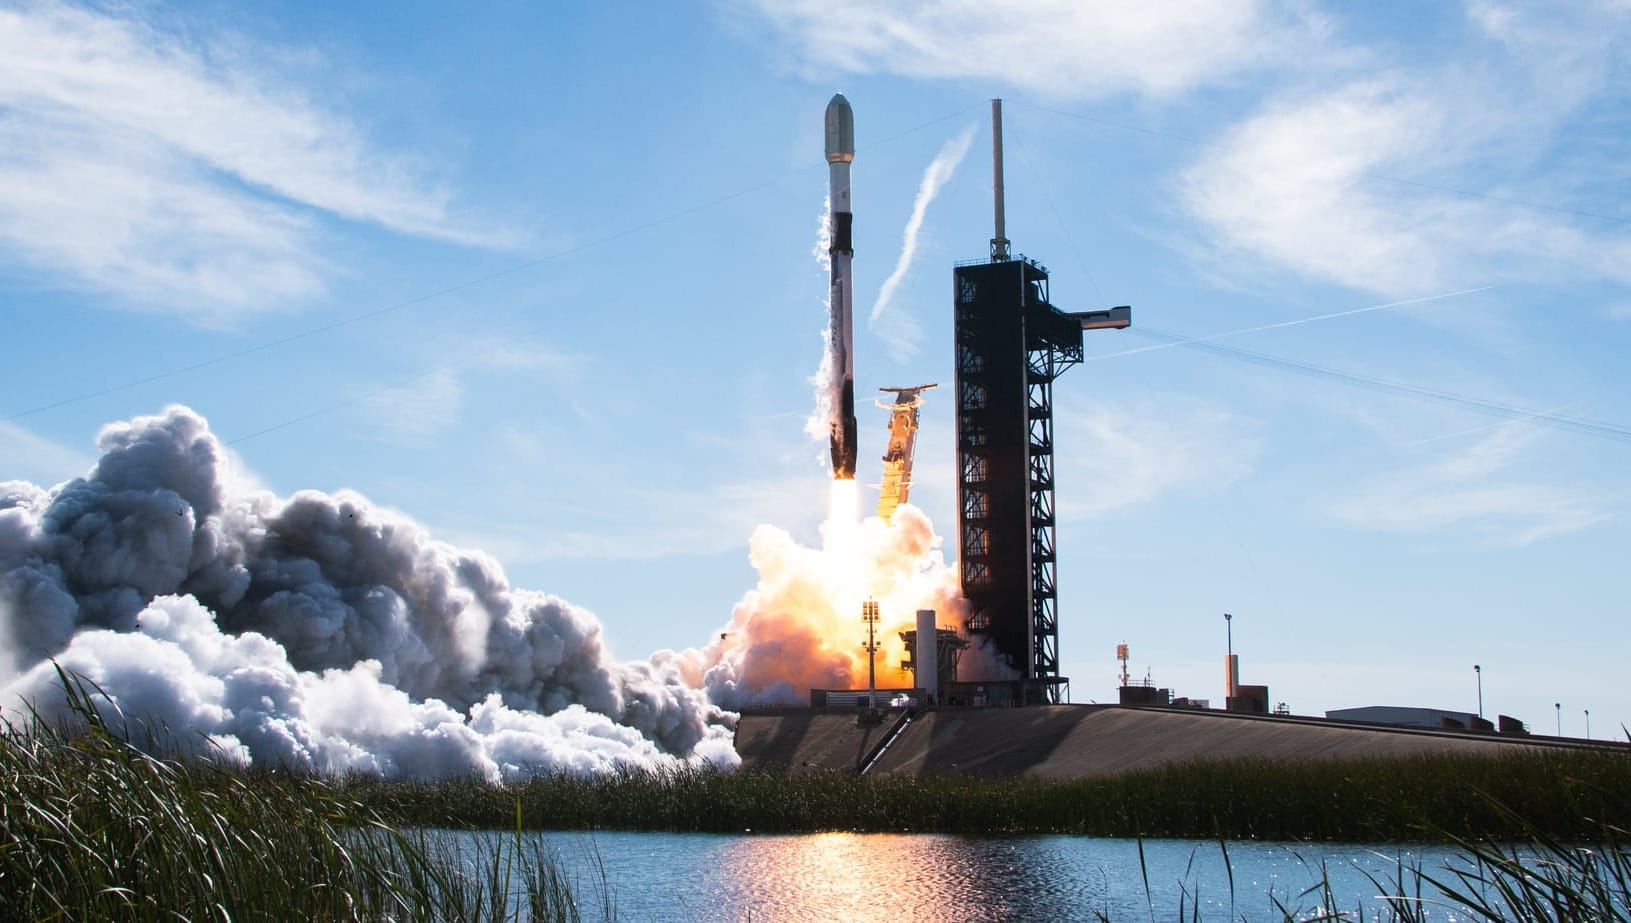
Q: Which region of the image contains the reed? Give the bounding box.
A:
[349,748,1631,843]
[0,668,603,922]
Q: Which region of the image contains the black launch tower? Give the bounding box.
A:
[953,101,1129,703]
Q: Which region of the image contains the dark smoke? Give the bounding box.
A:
[0,406,737,779]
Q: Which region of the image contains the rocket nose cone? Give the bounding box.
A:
[825,93,854,163]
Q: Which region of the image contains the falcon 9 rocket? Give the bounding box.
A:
[825,93,858,480]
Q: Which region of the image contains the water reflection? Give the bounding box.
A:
[704,832,1108,921]
[461,830,1466,922]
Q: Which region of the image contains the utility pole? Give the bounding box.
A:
[1474,664,1482,719]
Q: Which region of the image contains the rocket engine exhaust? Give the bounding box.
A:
[825,93,859,480]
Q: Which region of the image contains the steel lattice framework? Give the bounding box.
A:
[953,256,1084,703]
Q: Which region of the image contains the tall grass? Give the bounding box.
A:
[6,669,1629,919]
[0,669,604,922]
[350,748,1631,843]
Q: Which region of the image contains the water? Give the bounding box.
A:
[441,829,1479,921]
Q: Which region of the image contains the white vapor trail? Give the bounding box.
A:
[868,126,976,361]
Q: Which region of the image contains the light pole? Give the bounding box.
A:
[1585,709,1591,740]
[1555,702,1562,736]
[1474,664,1482,719]
[1223,612,1235,702]
[861,601,880,708]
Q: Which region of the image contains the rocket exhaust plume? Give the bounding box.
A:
[656,488,970,708]
[824,93,859,480]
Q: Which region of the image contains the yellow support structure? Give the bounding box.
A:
[875,384,936,521]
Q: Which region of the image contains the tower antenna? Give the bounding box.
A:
[990,99,1010,261]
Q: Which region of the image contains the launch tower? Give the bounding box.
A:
[953,100,1130,703]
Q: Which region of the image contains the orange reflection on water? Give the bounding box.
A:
[705,832,1069,922]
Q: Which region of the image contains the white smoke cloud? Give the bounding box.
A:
[869,126,976,362]
[0,406,737,780]
[3,405,1000,776]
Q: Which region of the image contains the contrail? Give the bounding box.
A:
[868,126,976,359]
[1084,286,1495,361]
[1407,400,1581,446]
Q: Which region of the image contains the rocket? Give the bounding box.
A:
[825,93,858,480]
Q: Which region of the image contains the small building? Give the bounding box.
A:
[1119,683,1171,706]
[1326,705,1495,732]
[1227,684,1270,715]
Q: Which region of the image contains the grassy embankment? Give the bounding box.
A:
[352,747,1631,842]
[0,671,609,922]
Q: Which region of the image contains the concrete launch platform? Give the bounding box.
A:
[734,705,1574,778]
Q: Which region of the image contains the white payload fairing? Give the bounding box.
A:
[825,93,858,480]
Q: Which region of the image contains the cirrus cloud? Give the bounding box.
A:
[0,3,509,317]
[726,0,1325,100]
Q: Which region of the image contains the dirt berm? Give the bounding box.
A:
[734,705,1561,778]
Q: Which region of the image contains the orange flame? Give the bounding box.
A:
[666,480,966,706]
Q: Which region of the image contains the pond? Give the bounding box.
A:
[438,829,1482,921]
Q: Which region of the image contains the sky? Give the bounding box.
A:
[3,0,1629,741]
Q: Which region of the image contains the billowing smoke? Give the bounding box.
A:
[657,494,974,708]
[0,406,737,779]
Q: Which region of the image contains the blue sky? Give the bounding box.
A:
[3,0,1628,738]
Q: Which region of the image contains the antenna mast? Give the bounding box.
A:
[990,99,1010,261]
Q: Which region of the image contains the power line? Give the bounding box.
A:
[1124,328,1631,443]
[223,364,455,447]
[1085,287,1493,362]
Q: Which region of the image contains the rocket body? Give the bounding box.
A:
[825,93,858,480]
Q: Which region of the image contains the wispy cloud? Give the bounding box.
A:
[1055,400,1258,519]
[361,369,465,444]
[461,337,592,376]
[440,469,832,564]
[450,334,596,425]
[1179,79,1631,298]
[0,4,507,316]
[868,125,974,361]
[728,0,1324,100]
[0,420,95,486]
[1328,425,1607,545]
[1178,4,1631,298]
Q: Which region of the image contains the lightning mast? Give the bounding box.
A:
[952,98,1132,703]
